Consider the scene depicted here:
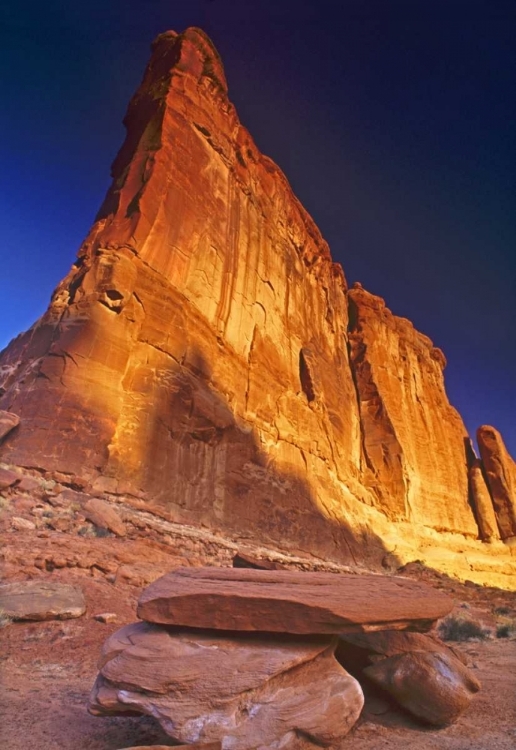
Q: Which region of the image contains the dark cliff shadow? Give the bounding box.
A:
[120,342,400,572]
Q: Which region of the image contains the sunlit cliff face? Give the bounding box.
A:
[0,28,515,588]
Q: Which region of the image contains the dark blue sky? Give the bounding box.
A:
[1,1,515,455]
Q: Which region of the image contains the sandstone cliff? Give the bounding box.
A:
[0,28,514,584]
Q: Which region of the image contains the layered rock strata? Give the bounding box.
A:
[0,27,514,579]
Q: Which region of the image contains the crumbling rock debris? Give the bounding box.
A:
[115,562,180,588]
[16,475,42,493]
[83,498,126,537]
[94,612,118,623]
[0,467,20,490]
[11,516,36,531]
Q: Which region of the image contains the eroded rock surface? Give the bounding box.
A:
[137,567,452,633]
[337,629,467,667]
[89,622,364,750]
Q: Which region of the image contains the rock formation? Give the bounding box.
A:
[477,426,516,542]
[89,568,463,747]
[347,286,475,532]
[90,626,364,750]
[0,27,514,583]
[336,631,480,726]
[363,650,480,727]
[468,458,500,542]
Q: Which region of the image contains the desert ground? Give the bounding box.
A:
[1,473,516,750]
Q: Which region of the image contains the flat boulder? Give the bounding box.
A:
[0,580,86,621]
[137,567,452,634]
[89,622,364,750]
[364,649,481,726]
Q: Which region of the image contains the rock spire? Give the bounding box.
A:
[0,28,514,584]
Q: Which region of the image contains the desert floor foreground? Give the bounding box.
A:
[1,484,516,750]
[2,564,516,750]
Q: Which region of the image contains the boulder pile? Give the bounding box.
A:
[88,567,480,749]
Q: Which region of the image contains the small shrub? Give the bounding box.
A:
[494,606,511,616]
[438,615,488,642]
[496,624,511,639]
[0,496,10,511]
[93,526,111,538]
[0,608,13,628]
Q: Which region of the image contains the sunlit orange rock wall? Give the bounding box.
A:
[347,286,477,535]
[0,27,506,564]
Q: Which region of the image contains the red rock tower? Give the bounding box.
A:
[1,29,514,580]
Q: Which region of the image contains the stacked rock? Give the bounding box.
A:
[88,567,475,749]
